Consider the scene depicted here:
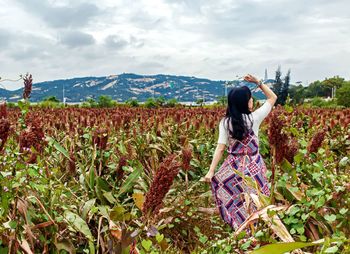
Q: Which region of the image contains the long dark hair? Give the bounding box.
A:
[224,86,253,141]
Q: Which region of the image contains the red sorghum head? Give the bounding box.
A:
[92,128,108,150]
[19,118,46,163]
[142,154,181,219]
[0,118,11,152]
[23,73,33,100]
[116,156,128,182]
[307,129,326,154]
[0,102,7,118]
[181,147,192,171]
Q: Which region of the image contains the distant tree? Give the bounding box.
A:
[125,98,139,107]
[144,97,157,108]
[155,96,166,106]
[336,81,350,107]
[196,98,204,106]
[5,102,16,108]
[289,84,306,104]
[43,96,60,103]
[98,95,116,108]
[305,80,330,98]
[272,66,291,105]
[287,75,348,105]
[82,98,98,108]
[309,97,338,108]
[323,76,345,98]
[165,98,178,107]
[272,66,283,104]
[280,69,291,105]
[216,95,227,106]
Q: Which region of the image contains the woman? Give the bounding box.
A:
[201,74,277,230]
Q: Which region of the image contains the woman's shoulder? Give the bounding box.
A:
[219,117,230,132]
[220,117,229,126]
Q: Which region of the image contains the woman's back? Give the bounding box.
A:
[217,100,273,145]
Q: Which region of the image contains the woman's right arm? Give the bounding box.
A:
[244,74,277,106]
[259,82,277,107]
[244,74,277,124]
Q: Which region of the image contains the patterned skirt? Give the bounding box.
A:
[210,150,270,230]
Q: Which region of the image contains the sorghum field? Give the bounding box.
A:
[0,100,349,253]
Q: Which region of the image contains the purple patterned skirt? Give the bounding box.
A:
[210,129,270,230]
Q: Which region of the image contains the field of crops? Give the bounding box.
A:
[0,101,349,253]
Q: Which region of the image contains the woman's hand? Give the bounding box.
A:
[200,171,215,183]
[244,74,260,85]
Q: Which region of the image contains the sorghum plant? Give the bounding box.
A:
[0,102,10,152]
[22,73,33,100]
[142,153,181,221]
[307,129,327,154]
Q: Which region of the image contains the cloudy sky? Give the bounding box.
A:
[0,0,349,90]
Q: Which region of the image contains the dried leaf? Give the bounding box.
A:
[132,192,145,210]
[19,239,33,254]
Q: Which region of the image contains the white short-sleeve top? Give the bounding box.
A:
[217,100,273,145]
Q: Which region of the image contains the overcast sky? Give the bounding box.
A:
[0,0,349,90]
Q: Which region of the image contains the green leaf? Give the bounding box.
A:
[241,240,252,250]
[117,166,142,196]
[315,196,326,209]
[285,105,293,113]
[184,200,191,205]
[141,239,152,251]
[224,245,232,252]
[236,230,246,240]
[89,169,95,190]
[64,210,93,241]
[296,226,305,235]
[288,206,301,216]
[118,140,127,155]
[339,208,348,215]
[3,220,17,229]
[103,192,117,204]
[324,214,336,223]
[110,206,131,221]
[293,152,304,164]
[81,199,96,220]
[301,213,309,221]
[324,246,338,253]
[46,136,70,159]
[254,230,264,238]
[97,177,111,192]
[98,205,110,219]
[156,233,164,243]
[300,139,308,147]
[281,158,293,171]
[250,239,325,254]
[199,235,208,244]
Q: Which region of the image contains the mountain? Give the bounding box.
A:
[0,73,267,102]
[0,87,13,98]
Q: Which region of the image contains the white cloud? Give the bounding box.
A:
[0,0,349,90]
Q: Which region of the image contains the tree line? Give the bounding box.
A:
[272,67,349,107]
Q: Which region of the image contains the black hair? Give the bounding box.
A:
[224,86,253,141]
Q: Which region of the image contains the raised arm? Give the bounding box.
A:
[244,74,278,106]
[259,83,278,106]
